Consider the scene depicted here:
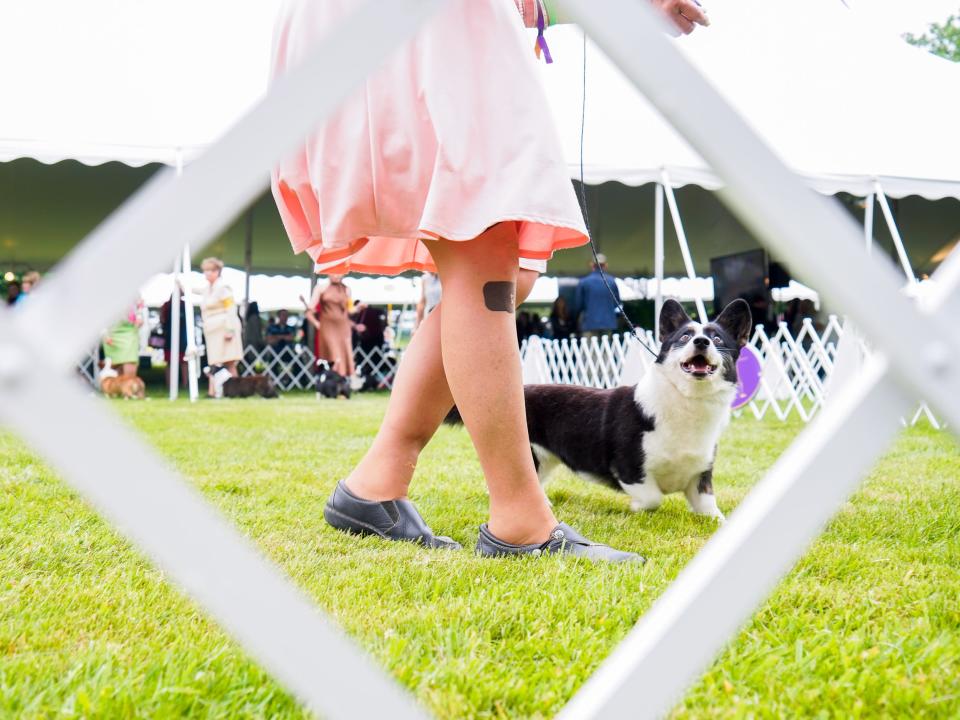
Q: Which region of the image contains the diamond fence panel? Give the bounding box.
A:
[521,329,658,388]
[77,346,100,387]
[518,320,941,427]
[238,344,402,391]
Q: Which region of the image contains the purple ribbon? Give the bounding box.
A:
[536,3,553,64]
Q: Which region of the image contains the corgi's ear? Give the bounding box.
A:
[715,299,752,347]
[659,299,691,338]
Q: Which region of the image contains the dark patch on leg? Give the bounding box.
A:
[698,467,714,495]
[483,281,515,312]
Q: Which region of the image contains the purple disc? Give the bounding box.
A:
[732,345,762,410]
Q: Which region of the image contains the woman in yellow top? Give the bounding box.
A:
[194,257,243,397]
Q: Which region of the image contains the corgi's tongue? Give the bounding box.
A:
[682,355,715,376]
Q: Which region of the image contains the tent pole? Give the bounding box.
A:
[863,191,875,257]
[654,181,665,341]
[660,169,708,323]
[168,254,181,401]
[244,207,254,315]
[181,245,200,402]
[874,182,916,285]
[168,150,186,402]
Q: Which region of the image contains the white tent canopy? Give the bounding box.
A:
[537,0,960,200]
[0,0,278,167]
[2,0,959,201]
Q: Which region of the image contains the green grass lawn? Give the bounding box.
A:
[2,394,958,718]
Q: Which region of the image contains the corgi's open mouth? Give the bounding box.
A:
[681,354,717,378]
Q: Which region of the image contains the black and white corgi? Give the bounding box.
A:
[524,299,752,522]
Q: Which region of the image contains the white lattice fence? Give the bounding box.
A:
[520,317,940,427]
[75,343,402,392]
[521,329,658,388]
[239,344,401,391]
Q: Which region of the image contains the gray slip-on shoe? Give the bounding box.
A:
[324,480,461,550]
[476,522,644,563]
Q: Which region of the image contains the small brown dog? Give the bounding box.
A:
[222,374,279,398]
[99,360,146,399]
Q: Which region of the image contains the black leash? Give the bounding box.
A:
[575,31,659,358]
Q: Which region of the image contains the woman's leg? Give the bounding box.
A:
[225,360,239,378]
[344,267,540,514]
[122,363,137,378]
[427,227,555,544]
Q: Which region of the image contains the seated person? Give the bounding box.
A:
[265,309,296,359]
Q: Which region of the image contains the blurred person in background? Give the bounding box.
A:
[415,271,442,333]
[103,299,144,378]
[266,308,296,361]
[549,295,574,341]
[188,257,243,397]
[351,300,387,355]
[5,279,21,305]
[306,274,356,379]
[13,271,40,305]
[575,253,621,338]
[160,290,189,388]
[244,301,265,351]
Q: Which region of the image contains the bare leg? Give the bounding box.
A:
[428,228,554,543]
[225,360,239,378]
[347,250,556,543]
[345,266,539,503]
[121,363,137,378]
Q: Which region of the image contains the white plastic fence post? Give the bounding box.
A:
[654,181,665,339]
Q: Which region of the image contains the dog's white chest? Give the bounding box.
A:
[635,374,731,495]
[643,426,714,493]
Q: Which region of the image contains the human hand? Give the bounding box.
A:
[651,0,709,36]
[105,337,114,346]
[356,324,366,333]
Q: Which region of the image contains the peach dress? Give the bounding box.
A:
[270,0,587,275]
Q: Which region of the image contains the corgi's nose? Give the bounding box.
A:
[692,336,710,350]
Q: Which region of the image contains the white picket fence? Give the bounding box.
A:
[519,316,941,427]
[77,315,938,427]
[238,343,399,391]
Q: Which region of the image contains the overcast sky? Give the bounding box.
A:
[843,0,958,39]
